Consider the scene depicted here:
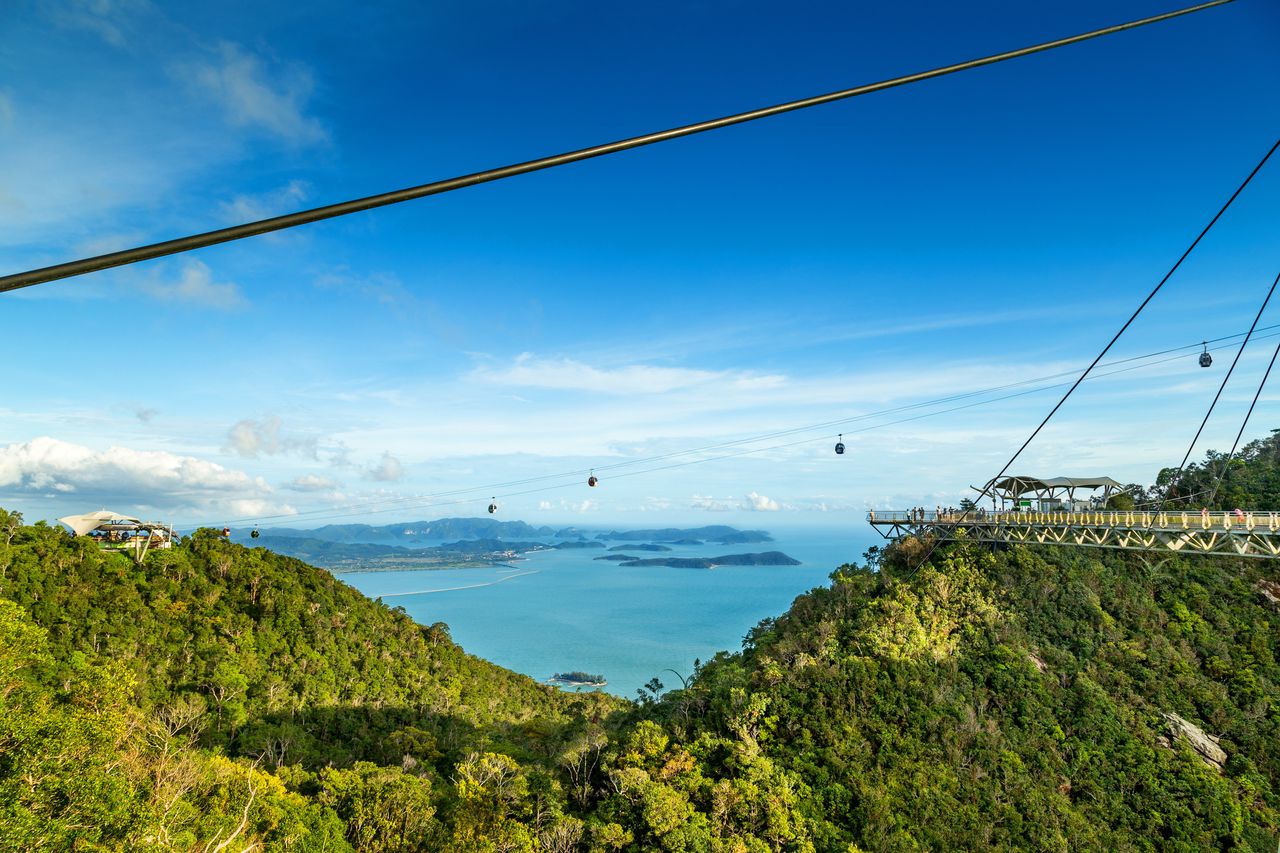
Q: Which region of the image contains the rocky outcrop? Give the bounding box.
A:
[1158,712,1226,771]
[1255,578,1280,608]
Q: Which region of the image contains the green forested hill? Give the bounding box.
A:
[0,514,617,849]
[0,521,573,760]
[1154,428,1280,510]
[3,437,1280,850]
[608,542,1279,850]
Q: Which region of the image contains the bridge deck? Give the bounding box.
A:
[868,509,1280,559]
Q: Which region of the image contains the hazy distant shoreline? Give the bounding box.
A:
[241,520,787,573]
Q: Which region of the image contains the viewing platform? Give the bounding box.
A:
[58,509,175,563]
[868,509,1280,559]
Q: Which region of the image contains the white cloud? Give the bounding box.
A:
[530,497,597,514]
[139,259,246,308]
[0,436,274,512]
[181,42,327,145]
[471,353,785,395]
[285,474,340,492]
[219,179,310,223]
[365,452,403,482]
[742,491,781,512]
[223,498,297,518]
[691,494,734,512]
[226,417,318,459]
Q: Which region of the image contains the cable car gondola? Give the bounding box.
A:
[488,498,497,514]
[834,434,845,455]
[1199,342,1212,368]
[250,527,260,539]
[588,470,598,487]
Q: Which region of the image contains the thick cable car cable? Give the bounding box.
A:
[0,1,1234,295]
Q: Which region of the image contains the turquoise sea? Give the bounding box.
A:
[340,526,875,698]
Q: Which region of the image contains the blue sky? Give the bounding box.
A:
[1,0,1278,529]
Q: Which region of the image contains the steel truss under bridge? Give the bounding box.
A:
[868,509,1280,559]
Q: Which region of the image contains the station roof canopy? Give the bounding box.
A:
[58,509,144,537]
[977,476,1125,501]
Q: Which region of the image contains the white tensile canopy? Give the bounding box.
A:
[976,476,1126,502]
[57,509,143,537]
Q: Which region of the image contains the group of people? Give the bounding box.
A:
[867,506,994,522]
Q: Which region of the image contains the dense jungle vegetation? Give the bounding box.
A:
[1,441,1278,850]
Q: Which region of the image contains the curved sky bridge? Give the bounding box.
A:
[869,509,1280,559]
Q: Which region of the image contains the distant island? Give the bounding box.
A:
[547,671,607,687]
[230,519,780,572]
[618,551,801,569]
[594,554,638,562]
[594,525,773,544]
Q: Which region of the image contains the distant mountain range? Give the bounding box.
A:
[250,518,559,545]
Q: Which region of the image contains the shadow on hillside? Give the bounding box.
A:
[225,702,582,774]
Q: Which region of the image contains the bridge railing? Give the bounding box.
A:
[867,509,1280,532]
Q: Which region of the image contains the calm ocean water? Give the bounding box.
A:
[340,525,876,698]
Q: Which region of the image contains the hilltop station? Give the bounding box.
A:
[869,475,1280,559]
[58,509,175,563]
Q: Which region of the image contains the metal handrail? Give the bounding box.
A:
[867,509,1277,529]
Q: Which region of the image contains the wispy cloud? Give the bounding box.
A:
[691,495,734,512]
[365,452,403,482]
[180,42,327,145]
[284,473,341,492]
[226,416,318,459]
[45,0,151,47]
[315,269,415,307]
[74,230,151,257]
[471,353,786,396]
[219,179,310,223]
[131,405,157,423]
[139,259,247,308]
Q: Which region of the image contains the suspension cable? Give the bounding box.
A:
[202,338,1225,529]
[1162,268,1280,505]
[1206,273,1280,506]
[0,1,1235,294]
[902,134,1280,575]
